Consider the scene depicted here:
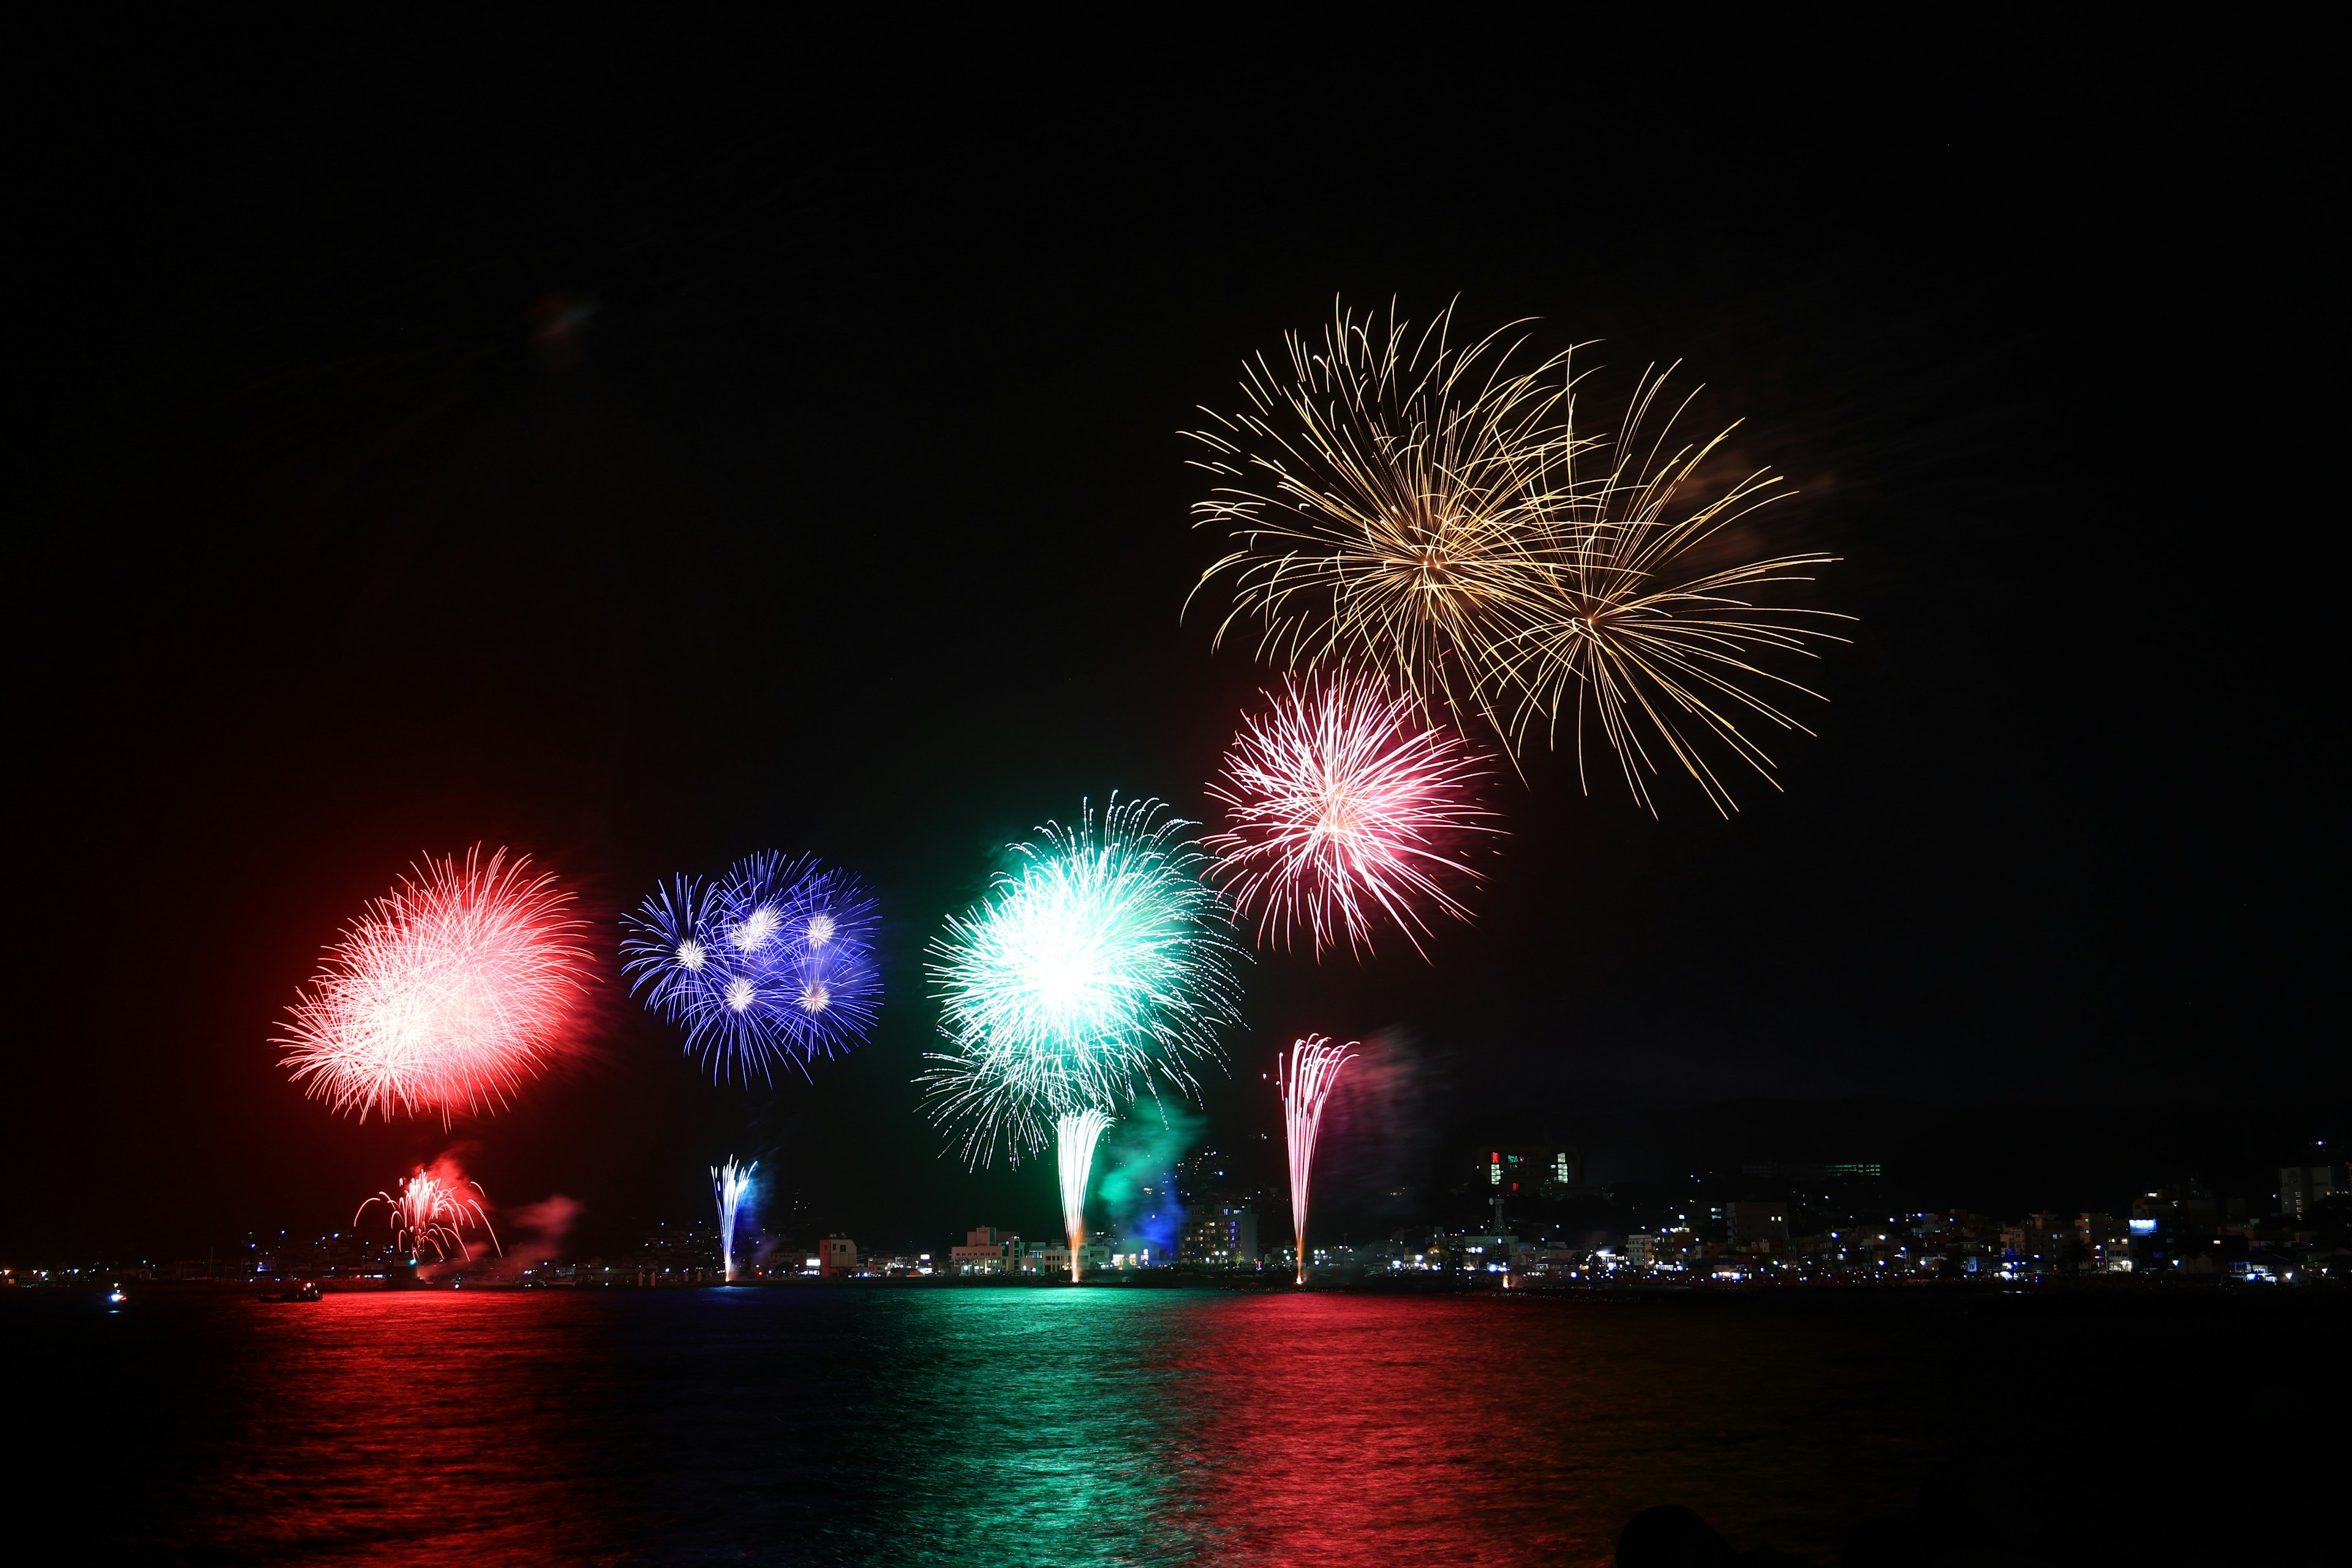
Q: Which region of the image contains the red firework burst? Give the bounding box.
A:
[1205,671,1499,959]
[277,846,594,1123]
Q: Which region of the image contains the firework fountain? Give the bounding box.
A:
[712,1156,756,1283]
[621,853,883,1083]
[357,1162,500,1265]
[277,846,594,1123]
[926,797,1243,1284]
[1054,1109,1112,1280]
[1207,669,1499,959]
[1278,1035,1357,1285]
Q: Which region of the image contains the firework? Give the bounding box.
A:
[620,854,882,1083]
[922,796,1244,1171]
[278,847,594,1124]
[357,1161,500,1264]
[1186,300,1567,733]
[1491,363,1848,815]
[1277,1035,1357,1286]
[1206,669,1498,959]
[1188,305,1847,815]
[712,1156,756,1283]
[1054,1108,1112,1284]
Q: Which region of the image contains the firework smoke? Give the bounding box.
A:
[1206,669,1498,959]
[712,1156,755,1283]
[1055,1109,1111,1284]
[356,1158,500,1264]
[621,854,882,1083]
[1278,1035,1357,1285]
[279,847,594,1124]
[922,796,1244,1170]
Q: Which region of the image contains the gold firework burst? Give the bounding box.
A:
[1185,300,1575,733]
[1188,305,1848,815]
[1496,363,1849,816]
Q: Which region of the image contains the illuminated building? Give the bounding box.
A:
[817,1235,857,1276]
[950,1226,1019,1275]
[2280,1164,2344,1219]
[1178,1205,1259,1267]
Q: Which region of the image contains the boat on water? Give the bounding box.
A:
[258,1282,323,1303]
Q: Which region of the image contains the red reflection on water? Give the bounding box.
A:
[175,1292,622,1567]
[1140,1293,1615,1564]
[1136,1291,1912,1566]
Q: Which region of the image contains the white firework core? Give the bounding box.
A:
[799,981,829,1012]
[676,938,706,971]
[725,976,755,1012]
[733,907,780,951]
[807,912,836,948]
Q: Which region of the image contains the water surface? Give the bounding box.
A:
[13,1284,2335,1564]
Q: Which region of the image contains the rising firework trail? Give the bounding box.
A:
[712,1156,755,1283]
[621,854,883,1084]
[1206,669,1499,959]
[1278,1035,1357,1285]
[356,1162,500,1264]
[924,797,1243,1279]
[278,847,595,1124]
[1055,1109,1112,1285]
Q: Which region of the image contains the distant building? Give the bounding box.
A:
[1477,1147,1589,1199]
[2280,1166,2344,1220]
[1023,1242,1110,1275]
[951,1227,1019,1275]
[817,1235,857,1276]
[1726,1200,1789,1249]
[1179,1205,1259,1267]
[1111,1237,1170,1268]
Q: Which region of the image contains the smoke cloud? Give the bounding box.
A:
[1096,1104,1204,1254]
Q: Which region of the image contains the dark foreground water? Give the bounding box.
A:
[9,1284,2342,1566]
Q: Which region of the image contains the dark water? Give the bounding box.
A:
[11,1285,2341,1565]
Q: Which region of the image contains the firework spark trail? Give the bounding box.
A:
[1278,1035,1357,1286]
[711,1156,756,1283]
[1054,1109,1112,1284]
[923,797,1245,1173]
[356,1163,500,1264]
[1188,304,1849,815]
[278,847,594,1124]
[1186,300,1569,736]
[622,855,883,1083]
[1206,669,1499,959]
[1493,361,1850,815]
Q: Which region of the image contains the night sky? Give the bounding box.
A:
[12,39,2330,1262]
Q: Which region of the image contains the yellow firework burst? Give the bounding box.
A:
[1185,300,1574,733]
[1187,305,1848,815]
[1497,362,1849,816]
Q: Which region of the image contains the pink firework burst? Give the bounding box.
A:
[277,846,595,1123]
[1205,671,1499,958]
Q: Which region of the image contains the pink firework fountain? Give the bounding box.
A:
[1278,1034,1357,1285]
[357,1160,501,1265]
[1206,671,1498,959]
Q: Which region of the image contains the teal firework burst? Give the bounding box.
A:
[924,796,1244,1166]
